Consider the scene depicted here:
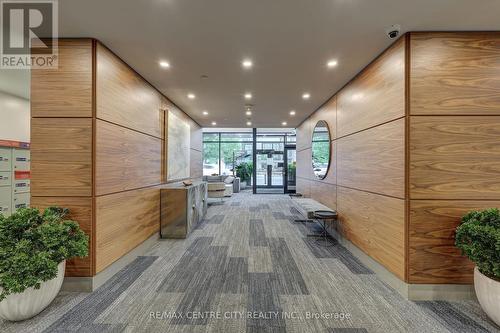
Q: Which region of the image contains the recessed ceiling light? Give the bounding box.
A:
[245,111,252,116]
[242,59,253,69]
[289,110,296,116]
[246,121,252,126]
[302,93,310,100]
[327,59,338,68]
[282,121,287,126]
[244,93,252,100]
[159,61,170,68]
[202,111,208,115]
[211,121,217,126]
[187,93,196,99]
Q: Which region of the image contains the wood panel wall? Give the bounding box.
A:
[298,32,500,284]
[296,37,407,280]
[31,39,95,276]
[31,39,202,277]
[408,32,500,284]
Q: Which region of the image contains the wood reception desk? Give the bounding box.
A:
[160,182,208,238]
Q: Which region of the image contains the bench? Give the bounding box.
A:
[291,198,338,246]
[291,198,337,221]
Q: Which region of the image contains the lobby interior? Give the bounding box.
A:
[1,1,500,332]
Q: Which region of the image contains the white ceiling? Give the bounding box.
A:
[57,0,500,127]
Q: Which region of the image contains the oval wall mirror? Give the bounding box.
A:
[311,120,331,180]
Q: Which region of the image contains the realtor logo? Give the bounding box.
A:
[1,0,58,69]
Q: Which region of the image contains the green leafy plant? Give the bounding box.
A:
[0,207,89,301]
[235,162,253,184]
[455,208,500,281]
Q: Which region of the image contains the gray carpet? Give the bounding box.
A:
[1,192,499,332]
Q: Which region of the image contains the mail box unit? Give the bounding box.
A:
[0,186,12,216]
[13,179,30,194]
[0,147,12,172]
[0,143,30,217]
[12,192,30,213]
[13,148,30,171]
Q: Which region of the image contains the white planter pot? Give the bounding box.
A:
[474,266,500,327]
[0,260,65,321]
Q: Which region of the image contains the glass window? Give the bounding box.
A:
[203,142,220,175]
[203,133,219,142]
[221,133,253,142]
[220,142,252,176]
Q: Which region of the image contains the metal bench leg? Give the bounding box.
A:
[293,219,313,223]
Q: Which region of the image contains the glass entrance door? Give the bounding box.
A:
[255,150,284,194]
[284,147,296,193]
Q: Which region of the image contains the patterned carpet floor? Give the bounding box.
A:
[1,192,499,333]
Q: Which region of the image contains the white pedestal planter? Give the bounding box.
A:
[0,261,65,321]
[474,267,500,327]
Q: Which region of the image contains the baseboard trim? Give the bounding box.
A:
[61,233,159,292]
[328,228,475,301]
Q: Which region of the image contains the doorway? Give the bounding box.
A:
[253,130,296,194]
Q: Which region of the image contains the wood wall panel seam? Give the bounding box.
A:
[336,184,405,201]
[334,116,406,141]
[404,32,411,282]
[95,118,164,140]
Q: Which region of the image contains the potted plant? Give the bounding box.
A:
[235,162,253,189]
[456,208,500,326]
[0,207,89,321]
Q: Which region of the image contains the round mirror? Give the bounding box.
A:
[311,120,331,180]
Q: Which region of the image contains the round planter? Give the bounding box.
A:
[0,260,65,321]
[474,266,500,327]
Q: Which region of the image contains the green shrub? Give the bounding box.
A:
[0,207,89,301]
[455,208,500,281]
[236,162,253,184]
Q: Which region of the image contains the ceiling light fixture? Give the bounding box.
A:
[282,121,287,126]
[211,121,217,126]
[302,93,310,100]
[202,111,208,115]
[244,93,252,100]
[246,121,252,126]
[187,93,196,99]
[289,110,296,116]
[327,59,338,68]
[159,61,170,68]
[242,59,253,69]
[245,110,252,116]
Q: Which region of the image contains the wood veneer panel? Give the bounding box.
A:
[296,178,311,198]
[310,182,336,210]
[337,187,405,279]
[297,117,313,151]
[31,39,93,117]
[296,148,313,180]
[95,120,162,195]
[96,43,163,138]
[310,96,337,139]
[409,116,500,200]
[31,118,92,196]
[407,200,500,284]
[410,32,500,115]
[31,196,93,277]
[337,37,405,137]
[95,187,160,272]
[337,118,405,198]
